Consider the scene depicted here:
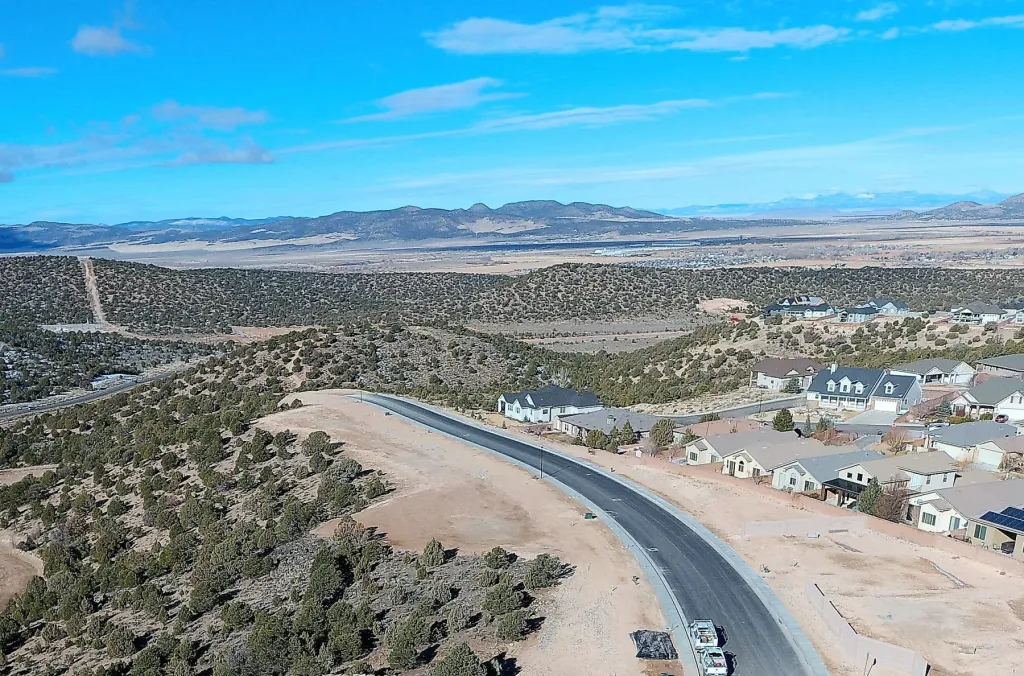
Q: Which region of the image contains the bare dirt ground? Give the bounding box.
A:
[697,298,751,314]
[0,464,57,486]
[253,391,677,676]
[468,416,1024,676]
[0,531,43,609]
[632,386,794,416]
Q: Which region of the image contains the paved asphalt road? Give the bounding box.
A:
[672,395,804,425]
[364,394,818,676]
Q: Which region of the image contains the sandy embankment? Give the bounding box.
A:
[255,392,677,676]
[0,466,51,606]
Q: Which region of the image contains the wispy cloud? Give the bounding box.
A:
[932,14,1024,31]
[1,67,59,78]
[0,169,13,184]
[343,77,522,123]
[856,3,899,22]
[71,4,146,56]
[427,8,849,54]
[151,101,269,131]
[283,92,784,154]
[1,103,274,181]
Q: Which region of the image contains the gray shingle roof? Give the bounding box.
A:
[964,377,1024,406]
[706,431,857,471]
[781,449,886,484]
[891,358,966,376]
[930,421,1019,448]
[976,354,1024,373]
[846,305,879,316]
[958,301,1004,315]
[849,451,957,482]
[559,407,663,434]
[869,298,910,310]
[934,479,1024,519]
[806,366,885,397]
[751,357,822,379]
[501,385,600,409]
[870,373,918,400]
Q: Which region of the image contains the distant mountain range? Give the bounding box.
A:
[662,190,1014,217]
[2,193,1023,254]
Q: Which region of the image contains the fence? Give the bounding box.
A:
[804,583,929,676]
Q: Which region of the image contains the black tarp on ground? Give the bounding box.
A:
[631,630,679,660]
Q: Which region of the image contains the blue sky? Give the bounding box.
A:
[2,1,1024,223]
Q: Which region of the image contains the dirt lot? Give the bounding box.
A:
[253,391,677,676]
[473,417,1024,676]
[0,530,43,609]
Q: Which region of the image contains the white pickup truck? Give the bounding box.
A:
[688,620,728,676]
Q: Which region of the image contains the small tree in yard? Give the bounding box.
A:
[782,378,803,394]
[875,484,911,523]
[649,418,676,449]
[430,642,486,676]
[495,610,528,641]
[584,429,609,450]
[883,429,909,455]
[619,421,636,444]
[772,408,795,432]
[802,414,813,436]
[857,478,882,516]
[524,554,564,589]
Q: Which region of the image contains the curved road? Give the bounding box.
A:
[363,394,825,676]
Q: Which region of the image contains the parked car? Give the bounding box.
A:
[995,414,1009,423]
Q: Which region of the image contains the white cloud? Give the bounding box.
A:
[344,78,521,123]
[856,3,899,22]
[880,27,900,39]
[168,141,273,166]
[428,8,848,54]
[1,67,59,78]
[71,25,143,56]
[932,15,1024,31]
[151,101,268,131]
[474,99,712,132]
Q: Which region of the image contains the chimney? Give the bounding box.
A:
[830,363,838,373]
[606,415,616,425]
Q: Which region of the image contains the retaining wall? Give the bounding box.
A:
[804,583,929,676]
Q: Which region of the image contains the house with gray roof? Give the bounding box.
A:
[805,364,922,413]
[927,420,1019,461]
[771,449,885,494]
[890,358,975,386]
[867,298,911,315]
[909,478,1024,546]
[556,407,663,440]
[950,376,1024,422]
[830,451,958,500]
[975,354,1024,377]
[498,385,601,423]
[749,357,822,391]
[704,431,858,480]
[840,305,879,323]
[951,301,1004,325]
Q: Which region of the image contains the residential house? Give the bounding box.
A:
[762,296,835,319]
[889,358,976,386]
[497,385,601,423]
[1001,301,1024,323]
[557,407,663,440]
[771,449,885,495]
[926,421,1019,462]
[867,298,912,315]
[672,417,763,445]
[705,430,856,479]
[841,305,879,323]
[805,364,921,413]
[749,357,822,391]
[801,303,837,319]
[681,429,800,468]
[950,377,1024,421]
[972,436,1024,471]
[969,502,1024,559]
[951,301,1004,325]
[975,354,1024,377]
[825,451,958,505]
[910,478,1022,538]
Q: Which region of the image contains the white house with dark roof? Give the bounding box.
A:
[805,364,921,413]
[868,298,912,315]
[949,376,1024,421]
[890,358,975,386]
[771,449,885,494]
[556,407,663,439]
[497,385,602,423]
[840,305,879,323]
[951,301,1004,325]
[749,357,822,391]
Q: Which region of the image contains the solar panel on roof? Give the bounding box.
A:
[1004,506,1024,520]
[981,511,1024,532]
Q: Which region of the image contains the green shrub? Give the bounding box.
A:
[430,642,486,676]
[483,580,523,615]
[495,610,528,641]
[483,546,510,570]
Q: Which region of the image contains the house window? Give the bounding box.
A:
[752,468,761,478]
[974,524,988,540]
[542,408,550,414]
[926,476,931,485]
[855,383,864,394]
[804,480,815,491]
[738,461,745,472]
[846,472,853,479]
[942,474,948,483]
[857,473,863,482]
[885,383,894,394]
[789,476,797,486]
[841,382,850,393]
[922,512,937,526]
[689,452,698,462]
[827,381,836,392]
[950,517,961,530]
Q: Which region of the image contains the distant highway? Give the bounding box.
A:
[0,367,186,423]
[361,394,827,676]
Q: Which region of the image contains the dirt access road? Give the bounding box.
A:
[255,391,677,676]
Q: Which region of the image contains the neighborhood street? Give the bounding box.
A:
[362,393,827,676]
